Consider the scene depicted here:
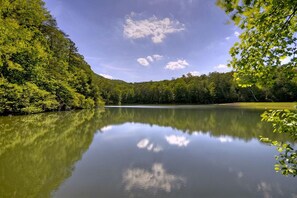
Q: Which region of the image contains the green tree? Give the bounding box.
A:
[0,0,104,114]
[217,0,297,176]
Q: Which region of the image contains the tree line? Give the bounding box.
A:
[98,71,297,105]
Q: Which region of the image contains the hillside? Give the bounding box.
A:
[0,0,103,114]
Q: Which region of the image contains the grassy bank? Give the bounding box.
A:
[220,102,297,110]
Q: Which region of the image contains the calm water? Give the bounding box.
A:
[0,106,296,198]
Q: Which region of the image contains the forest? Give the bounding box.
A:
[97,71,297,105]
[0,0,103,114]
[1,0,297,115]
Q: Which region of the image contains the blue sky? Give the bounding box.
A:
[44,0,239,82]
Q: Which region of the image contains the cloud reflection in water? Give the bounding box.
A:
[218,136,233,143]
[165,135,190,147]
[137,138,163,153]
[122,163,186,193]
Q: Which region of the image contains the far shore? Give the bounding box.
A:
[218,102,296,110]
[106,102,297,110]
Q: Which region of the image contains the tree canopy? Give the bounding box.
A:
[96,71,297,105]
[0,0,104,114]
[217,0,297,89]
[217,0,297,176]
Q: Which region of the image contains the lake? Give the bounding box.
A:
[1,106,296,198]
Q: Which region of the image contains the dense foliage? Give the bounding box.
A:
[0,109,105,197]
[0,0,104,114]
[217,0,297,176]
[97,72,297,105]
[217,0,297,89]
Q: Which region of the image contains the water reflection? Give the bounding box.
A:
[218,136,234,143]
[0,106,296,198]
[137,139,163,153]
[228,167,244,179]
[165,135,190,147]
[257,181,287,198]
[101,107,292,142]
[0,109,105,198]
[123,163,186,193]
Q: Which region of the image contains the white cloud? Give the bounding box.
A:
[122,163,186,192]
[101,126,113,132]
[124,15,185,43]
[153,54,163,61]
[165,135,190,147]
[137,58,150,66]
[234,31,240,37]
[137,138,163,153]
[99,73,113,79]
[225,36,231,40]
[165,59,189,70]
[189,71,201,76]
[137,54,163,66]
[214,64,228,69]
[214,64,232,72]
[147,56,154,62]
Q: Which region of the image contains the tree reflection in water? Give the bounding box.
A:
[0,106,295,198]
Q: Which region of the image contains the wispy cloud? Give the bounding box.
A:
[225,36,231,40]
[165,59,189,70]
[124,15,185,43]
[137,54,163,66]
[234,31,240,37]
[153,54,163,61]
[214,64,228,69]
[102,64,134,71]
[214,64,231,72]
[188,71,200,76]
[147,56,154,62]
[137,58,150,66]
[99,73,113,79]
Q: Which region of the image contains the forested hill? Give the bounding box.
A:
[97,71,297,105]
[1,1,296,115]
[0,0,104,114]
